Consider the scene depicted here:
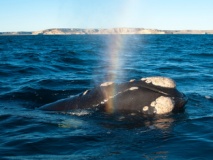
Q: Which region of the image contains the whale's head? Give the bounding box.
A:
[140,77,188,114]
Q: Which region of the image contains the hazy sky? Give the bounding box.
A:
[0,0,212,32]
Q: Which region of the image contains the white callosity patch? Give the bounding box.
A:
[100,82,113,87]
[129,87,139,91]
[129,79,135,82]
[83,90,89,95]
[150,96,174,114]
[143,106,149,111]
[141,77,176,88]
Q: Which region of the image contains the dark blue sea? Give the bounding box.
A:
[0,35,212,160]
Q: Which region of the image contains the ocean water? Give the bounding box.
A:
[0,35,212,160]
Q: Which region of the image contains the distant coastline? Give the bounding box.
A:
[0,28,213,35]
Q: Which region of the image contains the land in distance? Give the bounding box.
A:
[0,28,213,35]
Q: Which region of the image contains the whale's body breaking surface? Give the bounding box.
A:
[40,77,188,115]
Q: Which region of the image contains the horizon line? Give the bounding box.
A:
[1,27,213,33]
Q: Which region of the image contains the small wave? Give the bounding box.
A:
[63,109,92,116]
[189,53,213,58]
[1,87,75,108]
[58,118,86,128]
[185,92,213,120]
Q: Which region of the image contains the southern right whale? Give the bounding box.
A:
[40,76,188,115]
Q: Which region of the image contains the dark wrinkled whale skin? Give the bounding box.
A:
[40,77,187,115]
